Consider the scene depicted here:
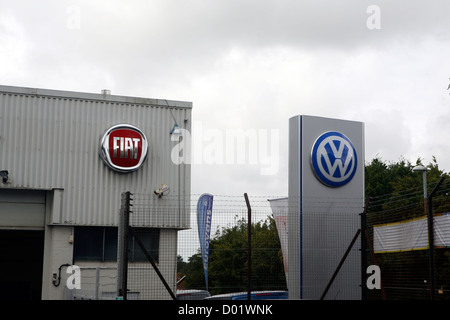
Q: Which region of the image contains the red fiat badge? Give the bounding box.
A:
[100,124,148,173]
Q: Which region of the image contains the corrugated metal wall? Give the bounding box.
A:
[0,86,191,228]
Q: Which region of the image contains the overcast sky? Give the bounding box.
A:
[2,0,450,198]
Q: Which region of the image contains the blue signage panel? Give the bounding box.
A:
[197,193,214,291]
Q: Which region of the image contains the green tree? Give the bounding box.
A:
[208,216,286,295]
[365,156,449,216]
[177,253,206,290]
[365,156,393,200]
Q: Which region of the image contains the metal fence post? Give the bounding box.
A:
[361,197,370,300]
[117,191,132,300]
[244,193,252,301]
[427,177,444,300]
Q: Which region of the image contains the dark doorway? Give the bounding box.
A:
[0,230,44,300]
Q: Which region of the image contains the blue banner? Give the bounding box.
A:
[197,193,213,291]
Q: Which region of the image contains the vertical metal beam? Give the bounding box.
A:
[360,197,370,300]
[423,170,428,214]
[95,267,100,300]
[427,176,444,300]
[118,191,131,300]
[244,193,252,301]
[364,228,387,300]
[427,196,435,300]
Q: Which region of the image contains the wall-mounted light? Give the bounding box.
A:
[168,102,183,141]
[170,123,182,141]
[52,263,71,287]
[170,123,182,134]
[412,164,428,204]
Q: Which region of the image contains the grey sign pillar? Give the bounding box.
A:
[288,115,364,300]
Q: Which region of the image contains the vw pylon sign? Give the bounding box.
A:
[311,131,357,187]
[288,115,364,300]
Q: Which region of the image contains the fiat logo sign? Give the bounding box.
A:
[99,124,148,173]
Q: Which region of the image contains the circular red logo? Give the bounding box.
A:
[100,124,148,173]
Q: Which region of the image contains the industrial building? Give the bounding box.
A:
[0,85,192,299]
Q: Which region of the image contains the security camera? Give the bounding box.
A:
[154,184,169,198]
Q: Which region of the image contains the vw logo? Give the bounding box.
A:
[310,131,357,187]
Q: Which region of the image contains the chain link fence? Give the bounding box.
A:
[365,178,450,300]
[112,178,450,300]
[177,194,288,297]
[117,192,365,300]
[114,192,290,300]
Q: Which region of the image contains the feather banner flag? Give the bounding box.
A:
[197,193,213,291]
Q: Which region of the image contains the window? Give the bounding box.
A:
[73,227,108,261]
[73,227,160,263]
[129,228,160,263]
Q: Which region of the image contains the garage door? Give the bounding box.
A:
[0,189,46,299]
[0,189,46,229]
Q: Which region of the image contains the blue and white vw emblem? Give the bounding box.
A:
[311,131,357,187]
